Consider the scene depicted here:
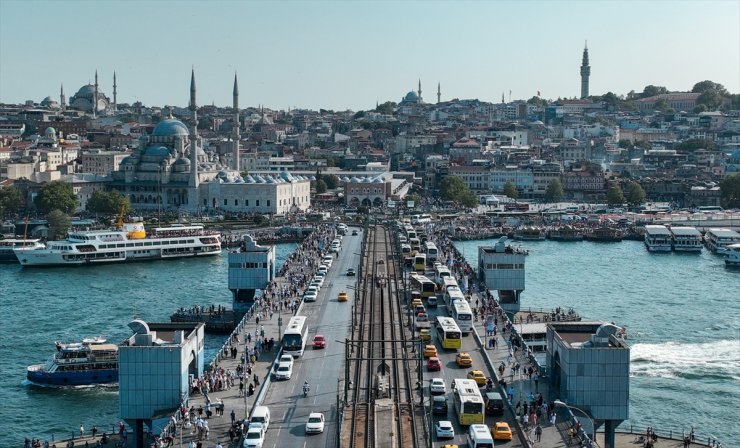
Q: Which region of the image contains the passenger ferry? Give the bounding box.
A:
[548,225,584,242]
[725,244,740,267]
[513,226,546,241]
[669,226,703,252]
[644,225,672,252]
[27,338,118,386]
[583,226,623,242]
[704,228,740,255]
[0,238,44,262]
[14,223,221,267]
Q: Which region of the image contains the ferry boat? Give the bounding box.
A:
[725,244,740,267]
[26,338,118,386]
[548,225,584,242]
[704,228,740,255]
[583,226,623,242]
[14,224,221,267]
[0,238,44,262]
[644,225,672,252]
[669,226,703,252]
[513,226,546,241]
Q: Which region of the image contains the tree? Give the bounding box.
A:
[544,179,564,202]
[652,99,671,113]
[440,176,478,207]
[606,185,625,206]
[0,186,24,217]
[503,181,518,199]
[618,139,632,149]
[692,80,728,95]
[323,174,339,190]
[375,102,396,115]
[406,192,422,206]
[526,96,548,108]
[696,90,723,111]
[601,91,620,108]
[676,138,715,152]
[315,179,327,194]
[46,209,71,240]
[625,181,646,207]
[86,189,129,216]
[719,174,740,209]
[460,191,479,209]
[35,181,77,215]
[640,85,669,99]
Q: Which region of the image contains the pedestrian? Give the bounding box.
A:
[535,424,542,442]
[79,425,84,438]
[230,410,235,425]
[534,373,539,392]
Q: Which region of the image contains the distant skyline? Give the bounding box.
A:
[1,0,738,111]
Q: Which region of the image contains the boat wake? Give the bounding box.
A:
[23,379,119,390]
[630,339,740,381]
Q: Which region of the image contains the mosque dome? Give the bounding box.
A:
[174,157,190,166]
[144,145,171,157]
[152,119,190,137]
[404,91,418,101]
[75,84,96,98]
[121,156,136,165]
[45,127,57,137]
[280,171,293,182]
[373,177,384,183]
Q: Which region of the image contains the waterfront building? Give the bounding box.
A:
[547,321,630,448]
[478,238,525,316]
[119,320,205,448]
[81,149,130,175]
[229,235,276,314]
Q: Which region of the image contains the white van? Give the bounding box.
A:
[468,424,494,448]
[250,406,271,432]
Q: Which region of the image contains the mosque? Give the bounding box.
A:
[110,71,311,216]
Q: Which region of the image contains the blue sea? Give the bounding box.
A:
[0,240,738,445]
[452,238,739,445]
[0,244,296,445]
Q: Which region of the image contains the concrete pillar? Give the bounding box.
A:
[604,420,617,448]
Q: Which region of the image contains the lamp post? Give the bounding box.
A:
[553,399,596,442]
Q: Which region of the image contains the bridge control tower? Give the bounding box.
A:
[228,235,275,315]
[478,237,526,316]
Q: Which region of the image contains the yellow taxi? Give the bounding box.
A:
[467,369,487,386]
[411,298,423,308]
[492,422,513,440]
[338,291,348,302]
[455,352,472,368]
[423,344,438,359]
[419,328,431,342]
[441,445,459,448]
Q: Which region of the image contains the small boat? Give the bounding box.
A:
[548,226,583,242]
[170,305,238,334]
[584,226,623,242]
[725,243,740,267]
[0,238,44,262]
[27,338,118,386]
[513,226,546,241]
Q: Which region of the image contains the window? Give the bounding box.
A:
[235,199,239,206]
[224,199,228,206]
[256,200,260,206]
[267,200,271,207]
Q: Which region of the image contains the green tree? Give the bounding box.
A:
[696,90,723,111]
[315,179,327,194]
[618,139,632,149]
[640,85,669,99]
[625,181,646,207]
[692,80,728,95]
[460,191,479,209]
[86,189,129,215]
[46,209,71,240]
[353,110,365,119]
[503,181,518,199]
[601,91,620,108]
[676,138,715,152]
[35,181,77,215]
[440,175,478,207]
[323,174,339,190]
[406,192,422,206]
[719,173,740,209]
[375,102,396,115]
[544,178,564,202]
[526,96,548,108]
[606,185,625,206]
[652,99,671,112]
[0,186,24,217]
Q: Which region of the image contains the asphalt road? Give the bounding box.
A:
[260,227,363,448]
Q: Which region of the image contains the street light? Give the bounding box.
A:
[553,399,596,442]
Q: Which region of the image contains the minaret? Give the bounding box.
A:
[113,71,117,112]
[232,72,240,172]
[93,70,99,118]
[437,82,441,104]
[189,69,199,190]
[60,83,66,111]
[417,79,422,103]
[580,41,591,99]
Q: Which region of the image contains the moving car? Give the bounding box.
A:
[303,291,318,302]
[432,395,448,415]
[430,377,447,395]
[305,412,325,434]
[492,422,513,440]
[338,291,348,302]
[435,420,455,439]
[242,425,265,447]
[423,344,438,359]
[274,361,292,380]
[352,230,358,236]
[456,352,473,368]
[427,356,441,372]
[346,267,356,276]
[467,369,487,386]
[419,328,431,341]
[312,335,326,349]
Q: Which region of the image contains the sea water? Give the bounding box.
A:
[452,238,739,444]
[0,244,296,445]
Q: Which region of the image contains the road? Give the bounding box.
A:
[260,227,363,448]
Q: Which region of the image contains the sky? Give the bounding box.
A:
[1,0,738,111]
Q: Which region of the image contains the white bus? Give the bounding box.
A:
[434,265,452,286]
[412,214,432,225]
[442,276,459,293]
[424,241,439,263]
[282,316,309,357]
[444,285,466,312]
[452,300,473,334]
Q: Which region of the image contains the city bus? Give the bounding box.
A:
[424,241,439,263]
[436,316,462,349]
[452,300,474,334]
[281,316,308,357]
[409,237,421,252]
[414,253,427,272]
[401,243,413,258]
[442,276,459,293]
[434,265,452,287]
[444,285,466,312]
[409,274,436,299]
[452,378,485,425]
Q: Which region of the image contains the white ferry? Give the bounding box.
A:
[644,225,672,252]
[704,228,740,255]
[0,238,44,262]
[14,223,221,267]
[725,244,740,267]
[669,226,703,252]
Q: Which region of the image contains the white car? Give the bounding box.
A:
[317,265,328,275]
[312,275,325,286]
[322,255,334,267]
[305,412,325,434]
[304,291,318,302]
[279,354,294,364]
[435,420,454,439]
[430,378,447,395]
[242,425,265,447]
[274,361,292,380]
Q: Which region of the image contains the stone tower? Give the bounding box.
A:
[113,71,117,112]
[233,72,240,172]
[189,69,199,191]
[437,82,441,104]
[60,83,65,111]
[417,79,422,103]
[580,42,591,99]
[93,70,99,118]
